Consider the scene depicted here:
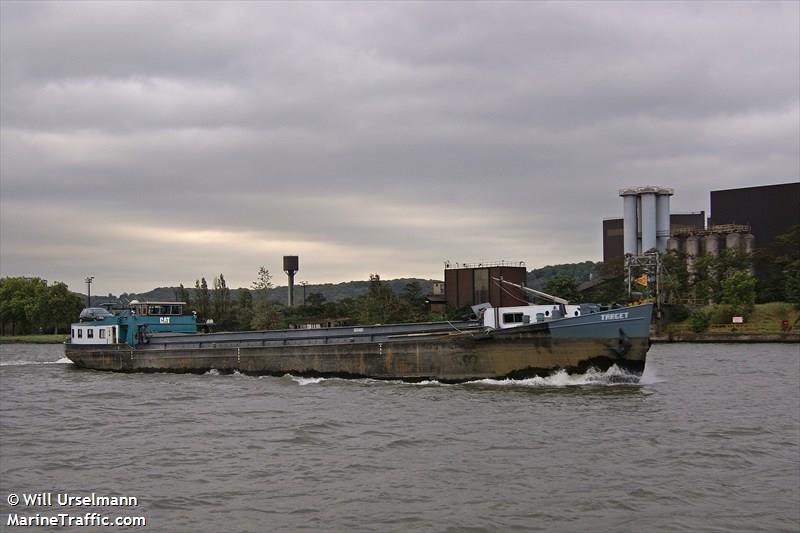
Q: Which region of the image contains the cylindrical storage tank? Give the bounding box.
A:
[743,233,756,275]
[704,234,720,257]
[685,235,700,256]
[743,233,756,255]
[667,236,682,254]
[656,190,672,253]
[640,192,657,252]
[621,191,638,255]
[725,232,742,254]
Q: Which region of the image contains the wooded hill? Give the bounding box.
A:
[115,278,438,307]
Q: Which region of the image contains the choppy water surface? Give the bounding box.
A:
[1,343,798,532]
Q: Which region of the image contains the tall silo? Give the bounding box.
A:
[656,188,673,252]
[685,235,700,256]
[620,188,639,255]
[725,232,742,254]
[704,234,720,257]
[640,190,658,252]
[743,233,756,274]
[743,233,756,255]
[667,236,682,254]
[685,235,700,273]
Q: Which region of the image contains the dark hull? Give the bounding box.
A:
[64,304,652,382]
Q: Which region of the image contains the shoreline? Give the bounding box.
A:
[652,332,799,343]
[0,336,68,345]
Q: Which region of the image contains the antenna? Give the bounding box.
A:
[84,276,95,308]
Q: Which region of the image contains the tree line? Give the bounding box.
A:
[0,277,84,335]
[177,269,435,332]
[0,269,439,337]
[3,227,796,336]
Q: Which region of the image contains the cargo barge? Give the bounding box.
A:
[64,281,653,382]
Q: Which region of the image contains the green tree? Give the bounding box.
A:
[232,289,253,330]
[194,278,210,319]
[0,277,47,334]
[306,292,326,308]
[41,282,83,333]
[400,281,427,321]
[358,274,402,324]
[543,276,580,303]
[688,308,709,333]
[251,267,280,330]
[331,297,358,324]
[175,284,191,309]
[295,292,327,321]
[786,269,800,308]
[691,254,715,304]
[720,271,757,317]
[692,250,754,306]
[251,266,272,293]
[212,274,231,328]
[251,302,280,330]
[661,251,691,303]
[0,277,82,335]
[584,259,626,304]
[527,261,596,290]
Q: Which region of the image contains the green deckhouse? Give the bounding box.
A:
[69,301,196,347]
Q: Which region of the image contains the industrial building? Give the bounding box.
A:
[603,181,799,262]
[603,212,705,262]
[709,183,800,249]
[442,261,527,309]
[427,282,447,313]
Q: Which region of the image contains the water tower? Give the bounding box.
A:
[283,256,299,306]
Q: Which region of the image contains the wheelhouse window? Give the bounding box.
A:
[87,329,94,339]
[503,313,524,324]
[77,329,83,339]
[132,302,184,316]
[99,329,105,339]
[71,328,75,338]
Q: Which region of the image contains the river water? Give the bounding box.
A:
[0,343,798,532]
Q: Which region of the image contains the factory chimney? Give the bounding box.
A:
[283,256,299,307]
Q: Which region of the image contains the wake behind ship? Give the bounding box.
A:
[64,281,653,382]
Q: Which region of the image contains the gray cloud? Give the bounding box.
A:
[1,1,798,294]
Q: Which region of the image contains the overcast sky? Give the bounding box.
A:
[1,1,798,294]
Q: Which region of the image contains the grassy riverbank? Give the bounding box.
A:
[0,334,68,344]
[652,302,800,342]
[663,302,799,336]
